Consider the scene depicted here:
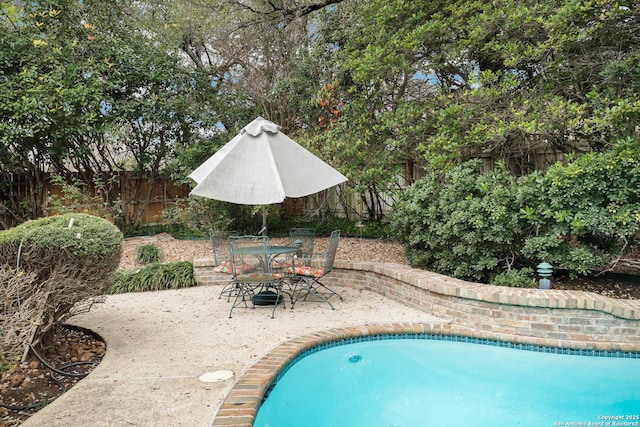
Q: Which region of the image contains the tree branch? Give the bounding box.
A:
[225,0,345,22]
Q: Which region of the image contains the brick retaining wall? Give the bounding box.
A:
[330,260,640,350]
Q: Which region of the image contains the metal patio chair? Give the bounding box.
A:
[289,227,315,259]
[273,228,316,288]
[210,230,239,300]
[289,230,343,310]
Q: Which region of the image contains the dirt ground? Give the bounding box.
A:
[0,327,105,426]
[2,235,638,425]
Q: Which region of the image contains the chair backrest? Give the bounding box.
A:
[210,230,237,265]
[321,230,340,275]
[227,235,271,276]
[289,228,315,259]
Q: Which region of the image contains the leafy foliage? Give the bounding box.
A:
[3,0,640,235]
[518,137,640,276]
[110,262,196,294]
[390,160,521,282]
[135,244,161,264]
[0,213,122,258]
[492,268,538,288]
[391,138,640,282]
[46,174,114,220]
[162,198,238,237]
[0,0,220,225]
[302,0,640,194]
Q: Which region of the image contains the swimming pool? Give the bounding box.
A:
[254,336,640,427]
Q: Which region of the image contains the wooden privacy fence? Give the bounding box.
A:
[2,147,567,229]
[114,173,190,226]
[1,172,348,229]
[1,172,191,229]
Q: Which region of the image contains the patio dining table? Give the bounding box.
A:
[231,243,300,265]
[230,242,301,309]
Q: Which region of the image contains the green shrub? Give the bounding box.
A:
[492,268,537,288]
[136,244,161,264]
[389,160,521,282]
[520,235,608,278]
[0,213,123,355]
[0,213,123,261]
[110,261,196,293]
[517,137,640,276]
[390,137,640,282]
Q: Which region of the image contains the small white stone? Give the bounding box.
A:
[198,370,234,383]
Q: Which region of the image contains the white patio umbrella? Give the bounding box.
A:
[188,117,348,233]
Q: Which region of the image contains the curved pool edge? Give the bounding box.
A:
[211,321,640,427]
[202,259,640,427]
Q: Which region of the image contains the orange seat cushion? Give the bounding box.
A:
[288,265,325,278]
[238,272,283,282]
[213,261,233,274]
[214,261,259,275]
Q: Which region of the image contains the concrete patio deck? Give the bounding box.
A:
[21,257,640,427]
[21,283,445,427]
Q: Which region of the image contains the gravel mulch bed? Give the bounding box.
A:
[119,232,409,271]
[119,233,640,300]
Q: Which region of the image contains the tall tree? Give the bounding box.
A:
[317,0,640,180]
[540,0,640,147]
[0,0,218,226]
[1,0,114,219]
[301,0,441,220]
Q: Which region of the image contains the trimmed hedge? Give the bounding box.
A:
[0,213,123,355]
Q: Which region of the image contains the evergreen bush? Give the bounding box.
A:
[0,213,123,356]
[390,160,521,282]
[517,137,640,277]
[390,137,640,284]
[491,268,537,288]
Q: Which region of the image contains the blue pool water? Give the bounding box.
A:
[254,338,640,427]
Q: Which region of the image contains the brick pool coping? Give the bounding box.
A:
[202,259,640,427]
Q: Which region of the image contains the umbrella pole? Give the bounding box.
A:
[261,205,267,235]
